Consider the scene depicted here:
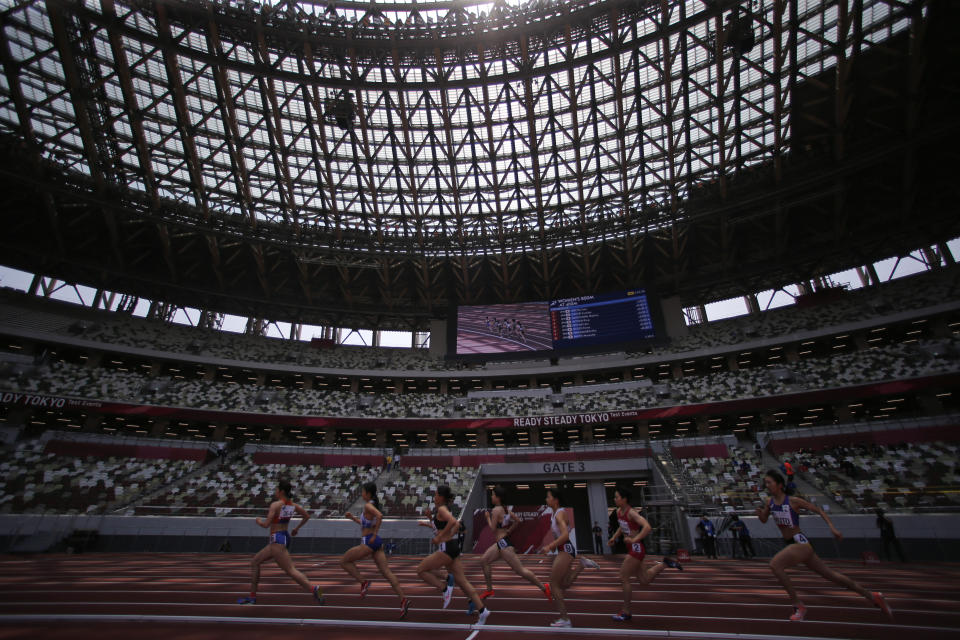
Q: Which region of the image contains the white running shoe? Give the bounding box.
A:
[579,557,600,570]
[550,618,572,627]
[442,573,454,609]
[477,607,491,625]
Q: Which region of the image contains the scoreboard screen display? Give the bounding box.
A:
[452,288,659,356]
[549,289,656,350]
[455,301,553,354]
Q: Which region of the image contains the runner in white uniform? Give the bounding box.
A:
[541,488,581,627]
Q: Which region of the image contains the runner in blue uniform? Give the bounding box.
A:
[238,478,324,605]
[341,481,410,618]
[757,470,893,621]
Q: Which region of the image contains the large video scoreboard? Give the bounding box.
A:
[454,289,657,355]
[549,290,655,350]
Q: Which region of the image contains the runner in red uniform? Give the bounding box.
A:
[609,486,682,622]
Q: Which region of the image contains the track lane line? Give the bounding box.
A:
[0,614,930,640]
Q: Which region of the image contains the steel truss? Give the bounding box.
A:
[0,0,956,329]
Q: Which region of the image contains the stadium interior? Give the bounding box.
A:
[0,0,958,638]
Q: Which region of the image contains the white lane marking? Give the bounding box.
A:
[0,613,922,639]
[0,594,948,615]
[0,605,954,633]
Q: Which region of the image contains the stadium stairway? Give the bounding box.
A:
[657,450,707,509]
[758,449,849,514]
[343,467,393,516]
[110,449,243,516]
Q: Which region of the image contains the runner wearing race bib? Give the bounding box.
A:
[758,469,894,622]
[475,485,551,610]
[415,485,491,625]
[237,477,324,606]
[340,481,410,618]
[609,487,682,623]
[541,488,584,628]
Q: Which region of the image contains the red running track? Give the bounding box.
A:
[0,553,958,640]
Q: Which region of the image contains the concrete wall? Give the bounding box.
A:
[587,480,611,554]
[429,319,447,359]
[481,457,651,479]
[660,296,689,339]
[0,513,435,555]
[459,471,486,552]
[479,458,652,556]
[685,513,960,561]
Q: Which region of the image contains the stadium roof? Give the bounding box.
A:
[0,0,956,327]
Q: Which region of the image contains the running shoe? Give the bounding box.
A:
[789,604,807,621]
[612,611,632,622]
[549,618,572,627]
[663,556,684,571]
[479,588,495,600]
[442,573,454,609]
[399,597,411,619]
[477,607,491,625]
[580,557,600,569]
[872,592,894,620]
[360,579,370,598]
[313,584,325,605]
[543,583,552,601]
[237,596,256,605]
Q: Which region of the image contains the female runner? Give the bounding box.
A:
[757,470,894,621]
[340,482,410,618]
[476,486,551,604]
[609,486,682,622]
[541,488,584,628]
[238,477,325,605]
[415,486,491,624]
[418,505,438,535]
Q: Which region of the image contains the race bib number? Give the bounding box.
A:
[439,542,447,552]
[793,533,809,545]
[497,538,509,550]
[631,542,644,554]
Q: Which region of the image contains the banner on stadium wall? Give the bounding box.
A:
[471,505,576,554]
[0,392,102,410]
[510,411,639,428]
